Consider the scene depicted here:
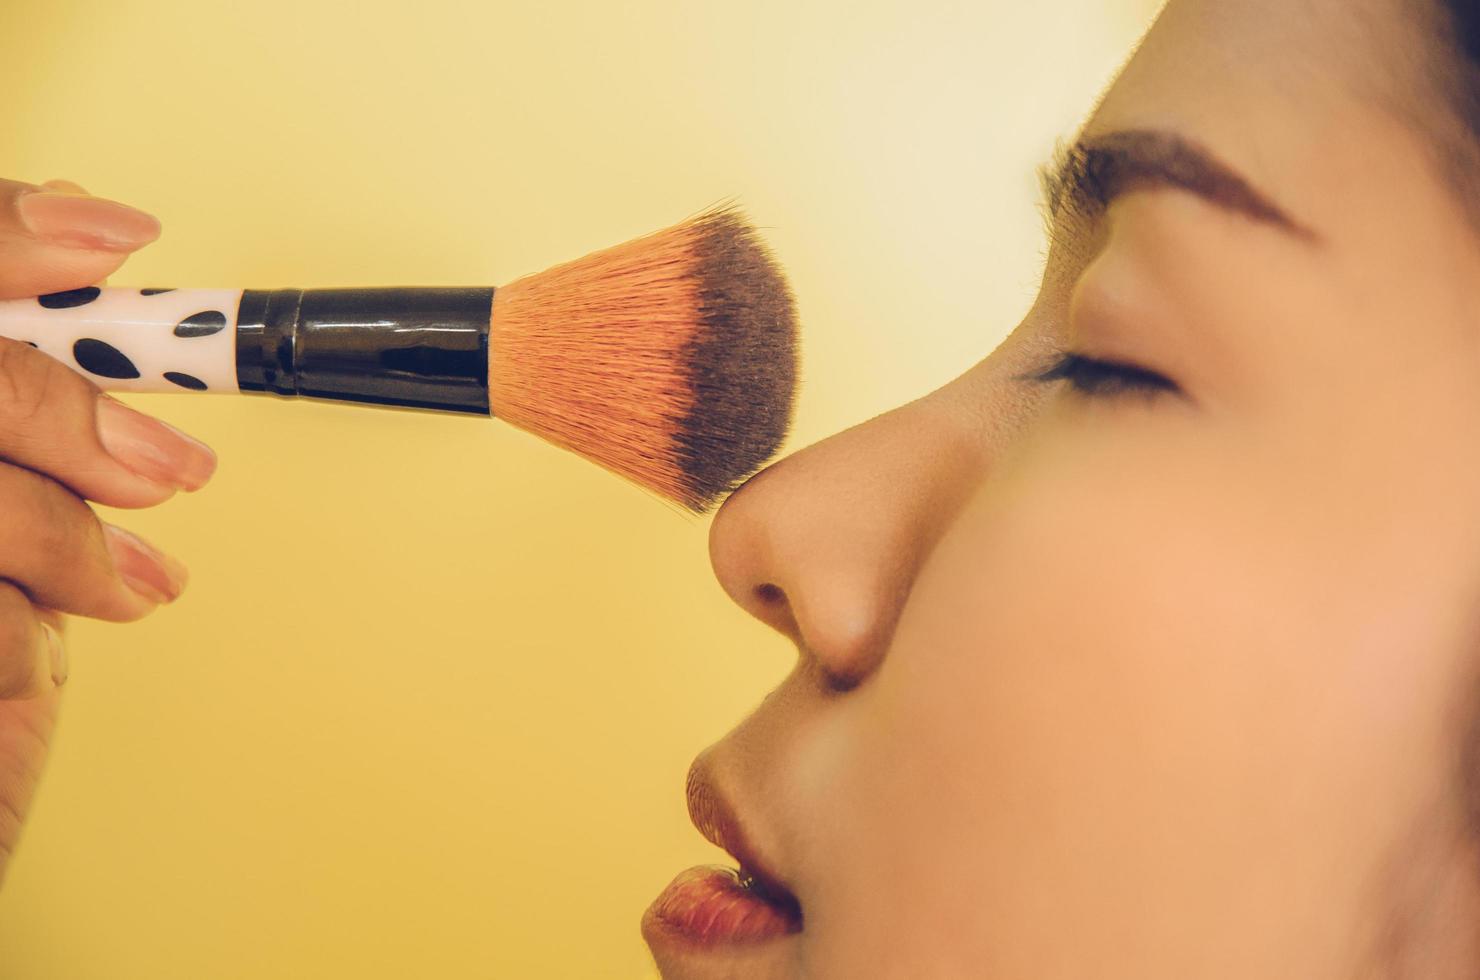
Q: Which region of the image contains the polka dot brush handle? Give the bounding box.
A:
[0,285,496,414]
[0,286,241,393]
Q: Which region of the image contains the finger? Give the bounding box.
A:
[0,177,160,300]
[0,339,216,508]
[0,461,186,621]
[0,582,66,700]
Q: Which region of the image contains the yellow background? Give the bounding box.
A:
[0,1,1155,976]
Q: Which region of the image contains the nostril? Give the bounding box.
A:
[751,582,799,639]
[754,583,786,605]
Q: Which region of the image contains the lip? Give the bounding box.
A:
[642,760,803,950]
[644,865,801,948]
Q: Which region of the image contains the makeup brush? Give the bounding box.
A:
[0,208,799,512]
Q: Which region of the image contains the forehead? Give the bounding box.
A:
[1102,0,1405,115]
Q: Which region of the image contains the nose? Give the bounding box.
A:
[707,384,991,690]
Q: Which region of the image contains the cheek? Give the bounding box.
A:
[791,411,1471,973]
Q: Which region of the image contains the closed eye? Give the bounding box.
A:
[1017,351,1179,401]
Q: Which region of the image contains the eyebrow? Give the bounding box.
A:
[1039,129,1317,242]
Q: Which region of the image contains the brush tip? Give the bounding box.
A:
[488,208,799,513]
[676,208,799,511]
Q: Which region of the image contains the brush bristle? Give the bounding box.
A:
[488,208,799,512]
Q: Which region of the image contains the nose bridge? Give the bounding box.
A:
[708,391,984,688]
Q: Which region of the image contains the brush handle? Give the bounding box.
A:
[0,286,495,414]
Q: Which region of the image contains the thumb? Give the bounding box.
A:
[0,178,161,300]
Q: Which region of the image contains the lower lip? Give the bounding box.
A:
[643,865,802,947]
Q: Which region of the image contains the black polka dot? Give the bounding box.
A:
[73,339,140,379]
[39,287,101,309]
[174,310,227,338]
[164,371,207,390]
[141,288,176,296]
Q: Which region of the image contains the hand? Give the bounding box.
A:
[0,178,217,885]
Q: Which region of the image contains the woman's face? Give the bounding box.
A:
[645,0,1480,976]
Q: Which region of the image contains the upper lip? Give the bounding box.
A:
[685,757,802,920]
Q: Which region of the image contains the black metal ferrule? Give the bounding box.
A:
[234,287,494,415]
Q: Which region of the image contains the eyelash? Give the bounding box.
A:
[1022,351,1178,400]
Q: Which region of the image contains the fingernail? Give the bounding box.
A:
[16,188,161,251]
[40,624,67,688]
[96,396,217,492]
[41,178,89,195]
[103,524,189,605]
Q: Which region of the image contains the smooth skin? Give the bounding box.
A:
[0,177,213,882]
[651,0,1480,977]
